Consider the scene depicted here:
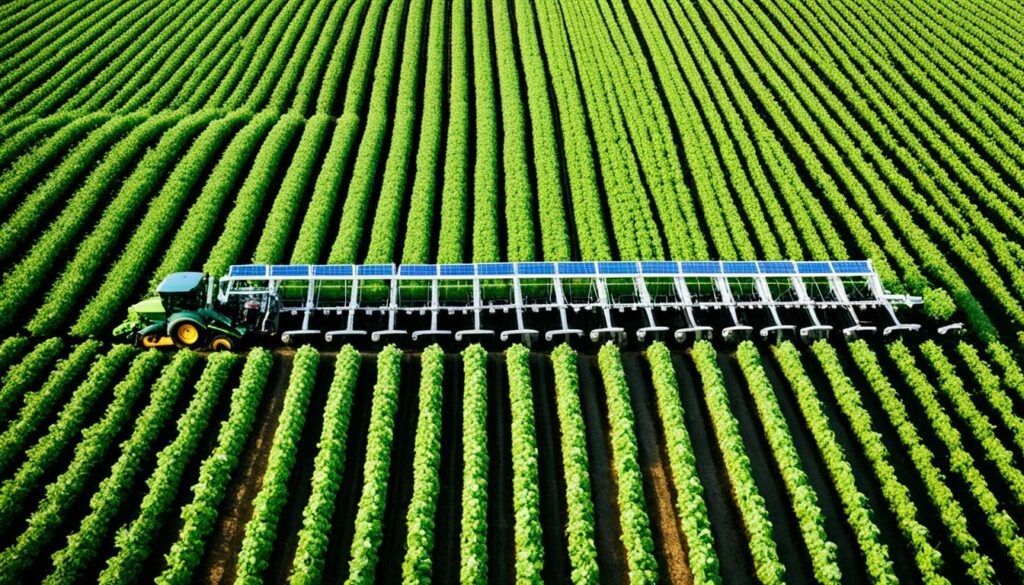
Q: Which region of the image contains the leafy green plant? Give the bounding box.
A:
[460,344,488,584]
[506,344,544,582]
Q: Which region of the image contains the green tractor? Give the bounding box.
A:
[113,272,246,350]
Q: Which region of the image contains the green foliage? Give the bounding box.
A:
[401,345,444,584]
[0,349,165,584]
[691,342,782,585]
[289,345,360,585]
[598,343,659,584]
[44,349,198,585]
[0,337,63,423]
[550,344,600,584]
[923,287,957,320]
[236,345,319,585]
[460,344,488,584]
[344,344,402,585]
[158,348,273,585]
[0,336,29,377]
[506,344,544,582]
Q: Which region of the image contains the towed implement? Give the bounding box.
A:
[116,260,960,349]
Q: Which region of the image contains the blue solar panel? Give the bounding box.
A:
[358,264,394,276]
[271,265,309,277]
[831,260,871,274]
[440,264,475,277]
[640,261,679,275]
[314,265,352,276]
[558,262,595,275]
[478,263,513,276]
[796,262,833,274]
[598,261,638,275]
[400,264,437,276]
[723,261,757,274]
[229,265,267,278]
[517,262,554,275]
[758,261,795,275]
[681,261,721,274]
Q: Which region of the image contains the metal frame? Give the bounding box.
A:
[218,260,924,344]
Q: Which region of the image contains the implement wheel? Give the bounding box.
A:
[171,321,203,348]
[209,335,234,352]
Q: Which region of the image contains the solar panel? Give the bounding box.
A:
[758,261,795,274]
[229,265,267,278]
[358,264,394,276]
[831,260,871,274]
[681,261,721,274]
[440,264,475,277]
[314,265,352,276]
[399,264,437,276]
[271,265,310,277]
[478,262,513,276]
[796,262,833,274]
[723,261,758,274]
[598,261,638,275]
[517,262,554,275]
[640,261,679,275]
[558,262,595,275]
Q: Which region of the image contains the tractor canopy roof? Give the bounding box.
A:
[156,272,205,295]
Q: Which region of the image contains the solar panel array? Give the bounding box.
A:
[225,260,875,280]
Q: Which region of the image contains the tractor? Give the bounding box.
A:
[113,272,246,351]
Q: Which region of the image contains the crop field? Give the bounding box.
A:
[2,0,1024,582]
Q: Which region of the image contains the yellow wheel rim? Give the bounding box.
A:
[177,323,199,345]
[211,337,232,351]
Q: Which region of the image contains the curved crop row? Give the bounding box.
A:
[98,352,237,584]
[0,350,164,583]
[550,344,600,585]
[149,111,278,289]
[0,111,180,328]
[0,340,100,477]
[343,344,402,585]
[506,344,544,582]
[887,341,1024,574]
[0,112,79,173]
[235,345,319,585]
[736,342,839,584]
[0,337,29,376]
[157,348,273,585]
[0,337,63,423]
[43,350,198,585]
[73,112,248,335]
[316,0,381,115]
[401,344,444,584]
[598,344,659,584]
[460,344,488,584]
[0,344,134,522]
[252,114,332,264]
[28,110,219,336]
[811,342,944,584]
[643,343,718,584]
[285,0,353,115]
[848,340,994,582]
[289,345,360,585]
[203,114,304,277]
[771,342,896,584]
[691,341,781,584]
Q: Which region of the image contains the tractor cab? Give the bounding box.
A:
[114,272,245,350]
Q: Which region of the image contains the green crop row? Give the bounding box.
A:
[158,348,273,585]
[550,345,600,585]
[289,345,360,585]
[460,343,488,584]
[0,337,63,423]
[343,344,402,585]
[598,344,659,584]
[401,344,444,584]
[506,344,544,582]
[0,350,164,583]
[236,345,319,585]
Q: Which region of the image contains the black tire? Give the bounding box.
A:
[209,335,234,352]
[170,320,204,348]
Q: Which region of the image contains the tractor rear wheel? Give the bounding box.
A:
[209,335,234,352]
[171,321,204,348]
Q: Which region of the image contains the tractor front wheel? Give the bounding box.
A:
[171,321,204,348]
[209,335,234,352]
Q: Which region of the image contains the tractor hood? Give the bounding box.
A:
[128,296,166,322]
